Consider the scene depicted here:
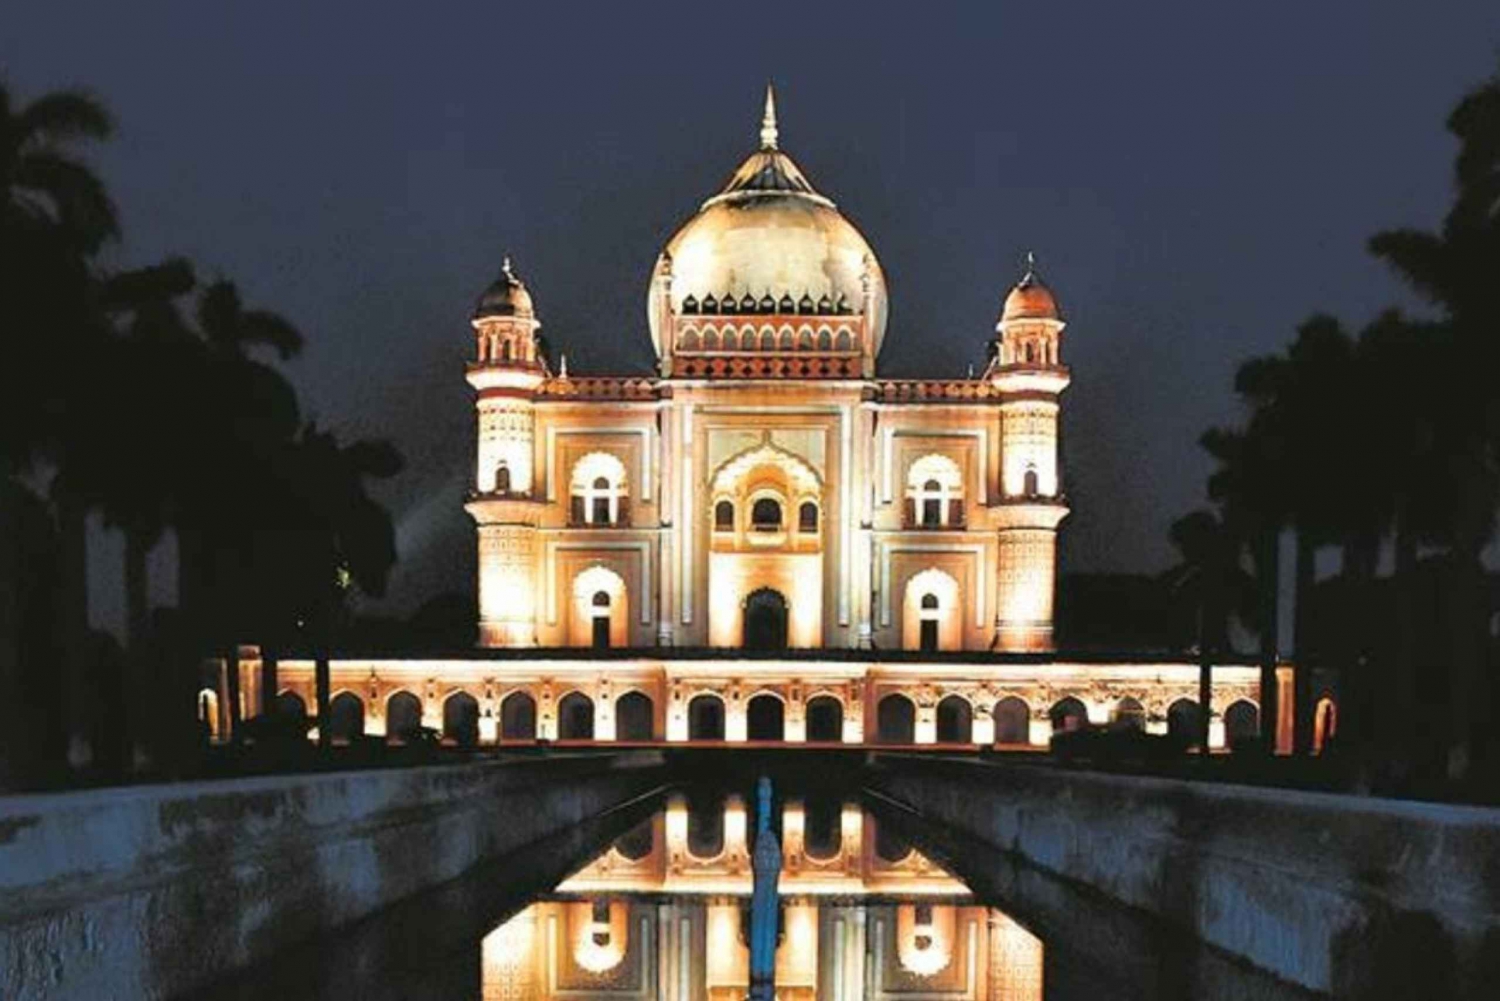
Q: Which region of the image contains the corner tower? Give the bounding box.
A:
[465,258,547,647]
[988,255,1070,651]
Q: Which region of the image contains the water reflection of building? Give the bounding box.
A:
[212,88,1282,753]
[482,900,1041,1000]
[478,799,1043,999]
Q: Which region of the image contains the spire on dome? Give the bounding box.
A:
[1020,250,1037,285]
[759,83,778,150]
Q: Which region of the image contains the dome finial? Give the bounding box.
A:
[502,254,515,280]
[760,83,778,150]
[1023,250,1037,281]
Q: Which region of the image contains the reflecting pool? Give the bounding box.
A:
[189,784,1320,1000]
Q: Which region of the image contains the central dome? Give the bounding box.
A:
[647,88,888,359]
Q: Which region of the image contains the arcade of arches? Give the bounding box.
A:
[214,648,1273,750]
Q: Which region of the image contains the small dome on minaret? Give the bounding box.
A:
[473,256,535,320]
[1000,252,1060,323]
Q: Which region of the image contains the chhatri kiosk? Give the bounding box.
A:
[257,90,1264,750]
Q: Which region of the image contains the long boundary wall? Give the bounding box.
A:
[869,756,1500,998]
[0,752,665,1001]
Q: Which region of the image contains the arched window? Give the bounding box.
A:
[197,689,221,742]
[500,339,513,362]
[570,453,627,526]
[1313,696,1338,755]
[500,691,537,740]
[798,501,818,533]
[805,695,843,742]
[905,455,963,529]
[992,697,1030,744]
[1049,696,1088,734]
[746,694,785,741]
[919,593,940,652]
[386,691,422,744]
[1225,700,1260,751]
[714,499,735,531]
[616,691,654,741]
[558,692,595,740]
[751,497,782,531]
[1167,698,1203,746]
[443,691,480,748]
[877,694,916,744]
[804,799,841,860]
[1112,697,1146,731]
[328,692,364,744]
[495,462,511,495]
[591,590,611,649]
[688,694,725,741]
[936,695,973,743]
[1023,466,1038,497]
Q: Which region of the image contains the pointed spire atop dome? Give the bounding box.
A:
[760,83,778,150]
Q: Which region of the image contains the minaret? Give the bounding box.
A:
[988,254,1070,651]
[464,257,546,647]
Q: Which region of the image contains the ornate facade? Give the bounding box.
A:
[245,89,1271,751]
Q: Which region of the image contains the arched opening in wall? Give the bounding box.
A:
[746,693,785,742]
[798,501,818,533]
[1225,700,1259,751]
[714,499,734,531]
[919,594,940,652]
[877,693,916,744]
[1023,466,1038,497]
[905,454,963,529]
[274,690,307,721]
[386,691,423,744]
[1049,696,1088,734]
[874,819,912,862]
[750,497,782,532]
[804,799,842,860]
[688,693,725,741]
[443,691,480,748]
[500,339,513,362]
[1313,696,1338,754]
[1112,697,1146,732]
[805,695,843,742]
[500,691,537,740]
[197,689,220,741]
[570,452,627,526]
[558,692,595,740]
[613,817,654,860]
[743,588,789,651]
[1167,698,1203,746]
[327,692,364,744]
[993,696,1030,744]
[686,793,725,859]
[495,462,511,495]
[935,695,973,744]
[591,590,612,649]
[615,691,654,741]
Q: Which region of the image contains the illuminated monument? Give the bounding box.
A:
[256,89,1267,749]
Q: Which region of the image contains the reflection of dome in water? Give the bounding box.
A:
[647,86,888,358]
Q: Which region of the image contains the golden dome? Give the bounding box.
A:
[474,257,534,320]
[647,87,888,358]
[1001,256,1060,322]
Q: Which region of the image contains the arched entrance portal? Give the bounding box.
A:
[743,588,789,650]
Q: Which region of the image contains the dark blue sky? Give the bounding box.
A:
[8,2,1499,628]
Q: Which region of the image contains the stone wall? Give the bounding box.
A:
[0,752,665,1001]
[869,756,1500,999]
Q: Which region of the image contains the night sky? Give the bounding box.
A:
[7,2,1500,634]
